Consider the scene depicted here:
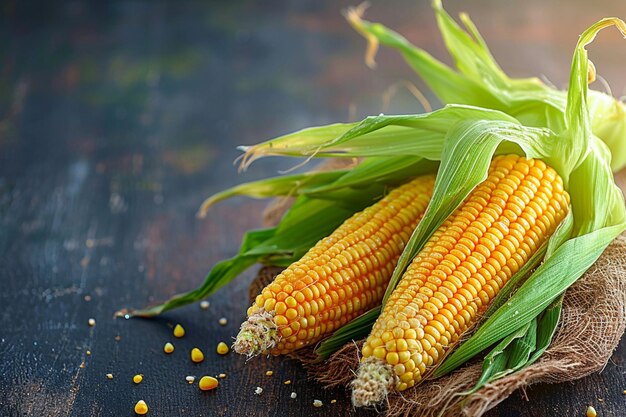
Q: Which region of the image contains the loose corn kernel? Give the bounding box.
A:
[186,376,195,384]
[235,176,436,356]
[216,342,229,355]
[255,387,263,395]
[218,317,228,326]
[200,300,210,309]
[173,324,185,338]
[133,374,143,384]
[313,400,323,408]
[191,348,204,363]
[199,376,219,391]
[265,370,273,376]
[218,373,226,378]
[88,318,96,327]
[586,406,597,417]
[331,399,337,404]
[354,156,570,406]
[163,342,174,354]
[86,350,91,356]
[134,400,148,415]
[284,380,292,385]
[291,392,297,399]
[106,373,113,379]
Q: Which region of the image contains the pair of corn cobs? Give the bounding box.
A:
[233,155,570,406]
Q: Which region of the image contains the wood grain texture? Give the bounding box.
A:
[0,1,625,416]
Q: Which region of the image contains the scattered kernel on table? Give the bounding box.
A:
[106,373,113,379]
[186,376,195,384]
[218,373,226,378]
[191,347,205,363]
[290,392,297,399]
[133,374,143,384]
[134,400,148,415]
[586,406,597,417]
[200,300,210,309]
[86,350,91,355]
[88,318,96,327]
[255,387,263,395]
[330,399,337,404]
[199,376,219,391]
[216,342,229,355]
[163,342,174,354]
[313,400,323,408]
[173,324,185,338]
[79,362,85,369]
[265,370,273,376]
[284,380,292,385]
[84,295,92,302]
[218,317,228,326]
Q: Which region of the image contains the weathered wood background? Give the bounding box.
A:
[1,0,626,416]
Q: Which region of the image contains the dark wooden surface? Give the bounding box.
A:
[1,1,626,416]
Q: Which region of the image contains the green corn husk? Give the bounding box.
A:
[347,0,626,172]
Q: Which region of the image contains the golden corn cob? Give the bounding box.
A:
[233,175,436,357]
[352,155,570,407]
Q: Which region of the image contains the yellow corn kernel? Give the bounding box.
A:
[163,342,174,354]
[235,176,436,356]
[356,155,570,401]
[265,370,273,376]
[586,406,597,417]
[133,374,143,384]
[134,400,148,415]
[173,324,185,338]
[191,348,204,363]
[216,342,229,355]
[106,373,113,379]
[198,376,219,391]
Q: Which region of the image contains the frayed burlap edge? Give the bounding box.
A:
[293,234,626,417]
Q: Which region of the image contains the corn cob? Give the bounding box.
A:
[233,175,436,356]
[351,155,570,407]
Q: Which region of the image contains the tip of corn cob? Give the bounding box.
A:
[233,309,279,357]
[351,357,397,408]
